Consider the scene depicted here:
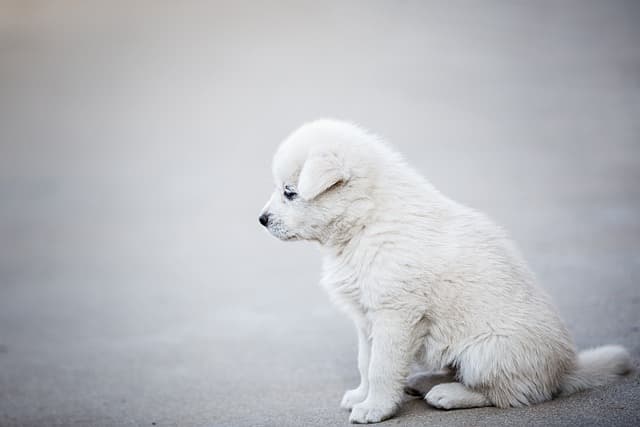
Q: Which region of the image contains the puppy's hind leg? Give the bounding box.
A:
[404,370,456,397]
[425,383,492,410]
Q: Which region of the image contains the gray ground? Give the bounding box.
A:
[1,1,639,426]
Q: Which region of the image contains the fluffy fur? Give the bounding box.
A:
[259,119,631,423]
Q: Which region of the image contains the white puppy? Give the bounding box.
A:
[259,119,631,424]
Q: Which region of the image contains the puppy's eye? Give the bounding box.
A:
[284,186,297,201]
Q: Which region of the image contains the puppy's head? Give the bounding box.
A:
[259,120,374,244]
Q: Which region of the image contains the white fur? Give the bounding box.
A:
[260,119,632,424]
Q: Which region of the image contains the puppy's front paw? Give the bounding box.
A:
[341,387,368,410]
[349,400,397,424]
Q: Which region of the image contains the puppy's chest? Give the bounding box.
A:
[320,254,376,309]
[321,267,360,306]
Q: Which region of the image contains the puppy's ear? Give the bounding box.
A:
[298,150,347,200]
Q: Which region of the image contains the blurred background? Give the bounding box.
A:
[1,1,639,426]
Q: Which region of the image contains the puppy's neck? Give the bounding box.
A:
[320,222,367,257]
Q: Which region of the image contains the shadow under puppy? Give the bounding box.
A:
[259,119,631,424]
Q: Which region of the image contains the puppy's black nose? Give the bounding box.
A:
[259,213,270,227]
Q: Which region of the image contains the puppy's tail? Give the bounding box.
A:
[559,345,632,396]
